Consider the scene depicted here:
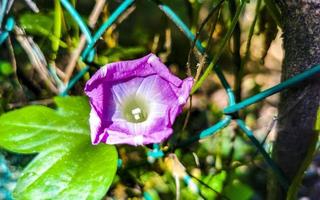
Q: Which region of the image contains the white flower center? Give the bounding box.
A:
[122,95,149,123]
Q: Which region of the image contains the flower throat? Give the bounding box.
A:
[122,95,149,123]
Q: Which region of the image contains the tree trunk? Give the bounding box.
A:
[269,0,320,200]
[269,1,320,199]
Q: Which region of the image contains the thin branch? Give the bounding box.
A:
[63,0,106,84]
[182,96,192,131]
[186,0,224,76]
[192,1,246,93]
[14,26,58,93]
[186,171,231,200]
[7,98,54,109]
[181,0,223,141]
[236,0,261,101]
[6,36,27,101]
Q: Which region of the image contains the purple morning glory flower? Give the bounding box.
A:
[84,54,193,146]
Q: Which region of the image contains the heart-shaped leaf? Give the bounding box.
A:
[0,96,118,200]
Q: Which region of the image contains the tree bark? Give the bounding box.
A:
[270,1,320,199]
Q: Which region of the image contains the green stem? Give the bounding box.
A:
[192,1,246,93]
[286,109,320,199]
[228,0,242,102]
[52,0,62,59]
[237,119,289,189]
[263,0,282,28]
[224,64,320,114]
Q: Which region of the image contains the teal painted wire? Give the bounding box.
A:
[224,64,320,114]
[64,0,233,100]
[143,192,153,200]
[60,66,89,96]
[117,159,123,168]
[147,144,164,159]
[4,16,13,30]
[236,119,289,189]
[0,3,15,197]
[60,51,95,96]
[145,6,316,190]
[153,3,235,103]
[183,175,199,193]
[152,0,236,105]
[156,3,205,54]
[60,0,93,43]
[0,31,8,45]
[0,155,13,200]
[61,0,134,95]
[82,0,134,59]
[48,64,65,90]
[175,116,231,148]
[0,16,14,45]
[214,67,235,105]
[199,116,231,138]
[59,0,96,95]
[0,0,8,26]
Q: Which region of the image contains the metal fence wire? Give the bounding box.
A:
[1,0,320,198]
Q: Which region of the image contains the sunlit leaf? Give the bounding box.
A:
[0,97,89,153]
[223,181,253,200]
[14,142,117,200]
[19,12,67,48]
[0,61,13,76]
[0,96,118,200]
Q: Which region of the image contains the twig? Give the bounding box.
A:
[6,36,27,101]
[206,9,221,53]
[55,66,66,79]
[7,98,54,109]
[192,1,246,93]
[194,54,207,83]
[14,26,58,93]
[186,171,231,200]
[112,4,136,28]
[186,0,224,76]
[229,0,242,102]
[151,33,160,52]
[236,0,261,101]
[24,0,39,12]
[175,175,180,200]
[181,0,223,144]
[182,96,192,131]
[63,0,106,84]
[159,28,172,62]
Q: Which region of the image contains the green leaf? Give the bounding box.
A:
[0,96,118,200]
[0,61,13,76]
[316,108,320,131]
[200,171,226,199]
[19,12,67,48]
[0,97,89,153]
[223,181,253,200]
[54,96,90,116]
[14,143,117,200]
[19,13,54,34]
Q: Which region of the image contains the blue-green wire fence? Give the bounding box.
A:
[1,0,320,198]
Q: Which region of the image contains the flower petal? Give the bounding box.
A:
[85,54,193,146]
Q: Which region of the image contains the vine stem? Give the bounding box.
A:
[191,1,246,93]
[63,0,106,84]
